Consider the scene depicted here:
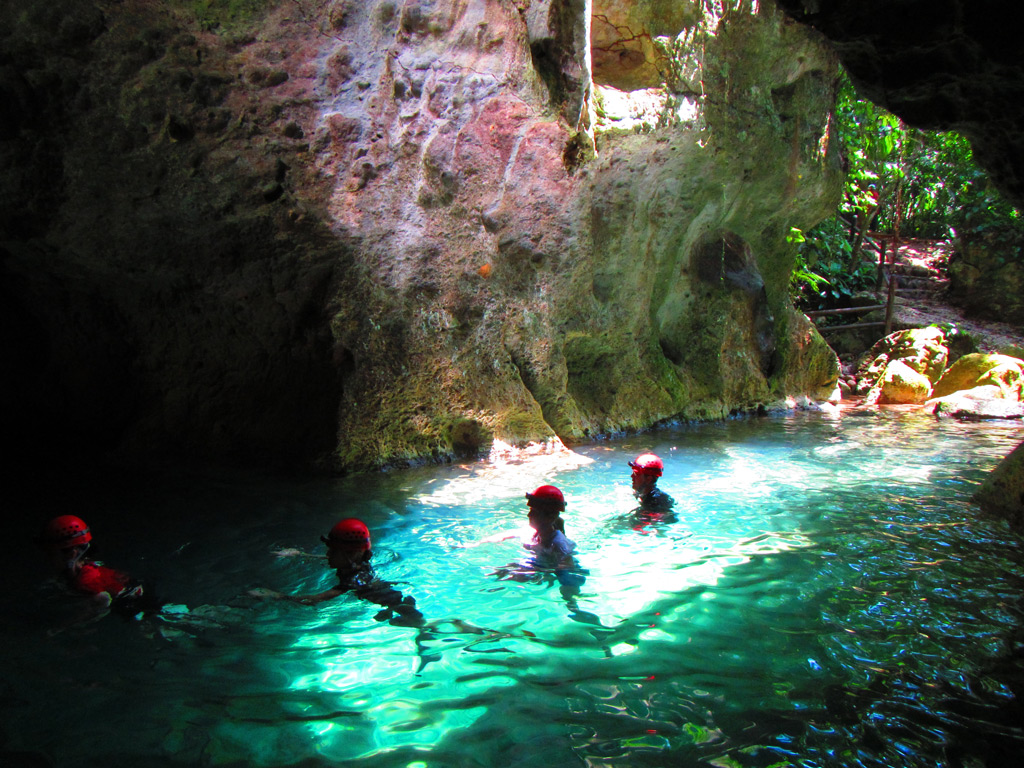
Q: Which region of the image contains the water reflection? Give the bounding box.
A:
[2,411,1024,767]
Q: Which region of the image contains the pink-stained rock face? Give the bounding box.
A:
[1,0,844,471]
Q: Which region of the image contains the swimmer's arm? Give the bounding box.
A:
[271,548,320,560]
[479,530,519,543]
[289,588,345,605]
[461,526,532,547]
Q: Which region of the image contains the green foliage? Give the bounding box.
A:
[837,68,1024,240]
[835,73,903,221]
[790,219,875,310]
[897,130,1023,240]
[792,69,1024,310]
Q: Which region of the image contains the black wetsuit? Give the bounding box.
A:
[338,562,423,627]
[635,486,676,512]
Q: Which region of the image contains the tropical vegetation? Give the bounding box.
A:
[791,70,1024,311]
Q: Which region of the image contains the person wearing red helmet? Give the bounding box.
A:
[37,515,149,617]
[469,484,597,623]
[250,518,423,627]
[474,485,577,569]
[522,485,576,565]
[629,453,676,513]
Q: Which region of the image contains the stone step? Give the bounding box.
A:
[890,263,942,278]
[893,279,949,291]
[852,260,946,279]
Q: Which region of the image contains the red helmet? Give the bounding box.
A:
[42,515,92,549]
[322,518,371,550]
[629,453,663,477]
[525,485,565,508]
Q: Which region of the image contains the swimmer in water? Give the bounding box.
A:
[480,485,597,623]
[250,518,424,627]
[521,485,577,568]
[37,515,157,622]
[629,453,676,517]
[476,485,576,565]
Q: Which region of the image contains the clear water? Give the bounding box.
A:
[4,409,1024,767]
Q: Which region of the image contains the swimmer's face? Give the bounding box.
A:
[631,470,656,495]
[527,505,560,532]
[326,541,366,569]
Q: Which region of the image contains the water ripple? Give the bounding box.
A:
[3,411,1024,766]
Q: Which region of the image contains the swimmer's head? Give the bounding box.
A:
[321,518,371,553]
[525,485,565,514]
[38,515,92,550]
[37,515,92,571]
[628,453,663,478]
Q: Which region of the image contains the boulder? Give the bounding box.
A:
[974,442,1024,528]
[932,354,1024,401]
[930,386,1024,420]
[858,327,948,390]
[876,360,932,405]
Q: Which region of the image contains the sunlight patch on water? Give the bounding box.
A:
[413,442,593,509]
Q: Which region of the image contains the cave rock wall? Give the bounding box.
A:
[0,0,842,471]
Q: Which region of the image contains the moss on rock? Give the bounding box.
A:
[933,353,1024,401]
[878,360,932,404]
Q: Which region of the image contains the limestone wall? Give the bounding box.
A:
[1,0,842,471]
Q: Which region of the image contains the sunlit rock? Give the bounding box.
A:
[932,354,1024,402]
[590,0,703,91]
[858,327,948,386]
[930,385,1024,420]
[857,327,949,404]
[875,360,932,405]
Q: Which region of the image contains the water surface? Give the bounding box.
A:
[3,409,1024,767]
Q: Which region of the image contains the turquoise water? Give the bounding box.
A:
[4,409,1024,767]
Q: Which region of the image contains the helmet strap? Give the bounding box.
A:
[65,543,89,569]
